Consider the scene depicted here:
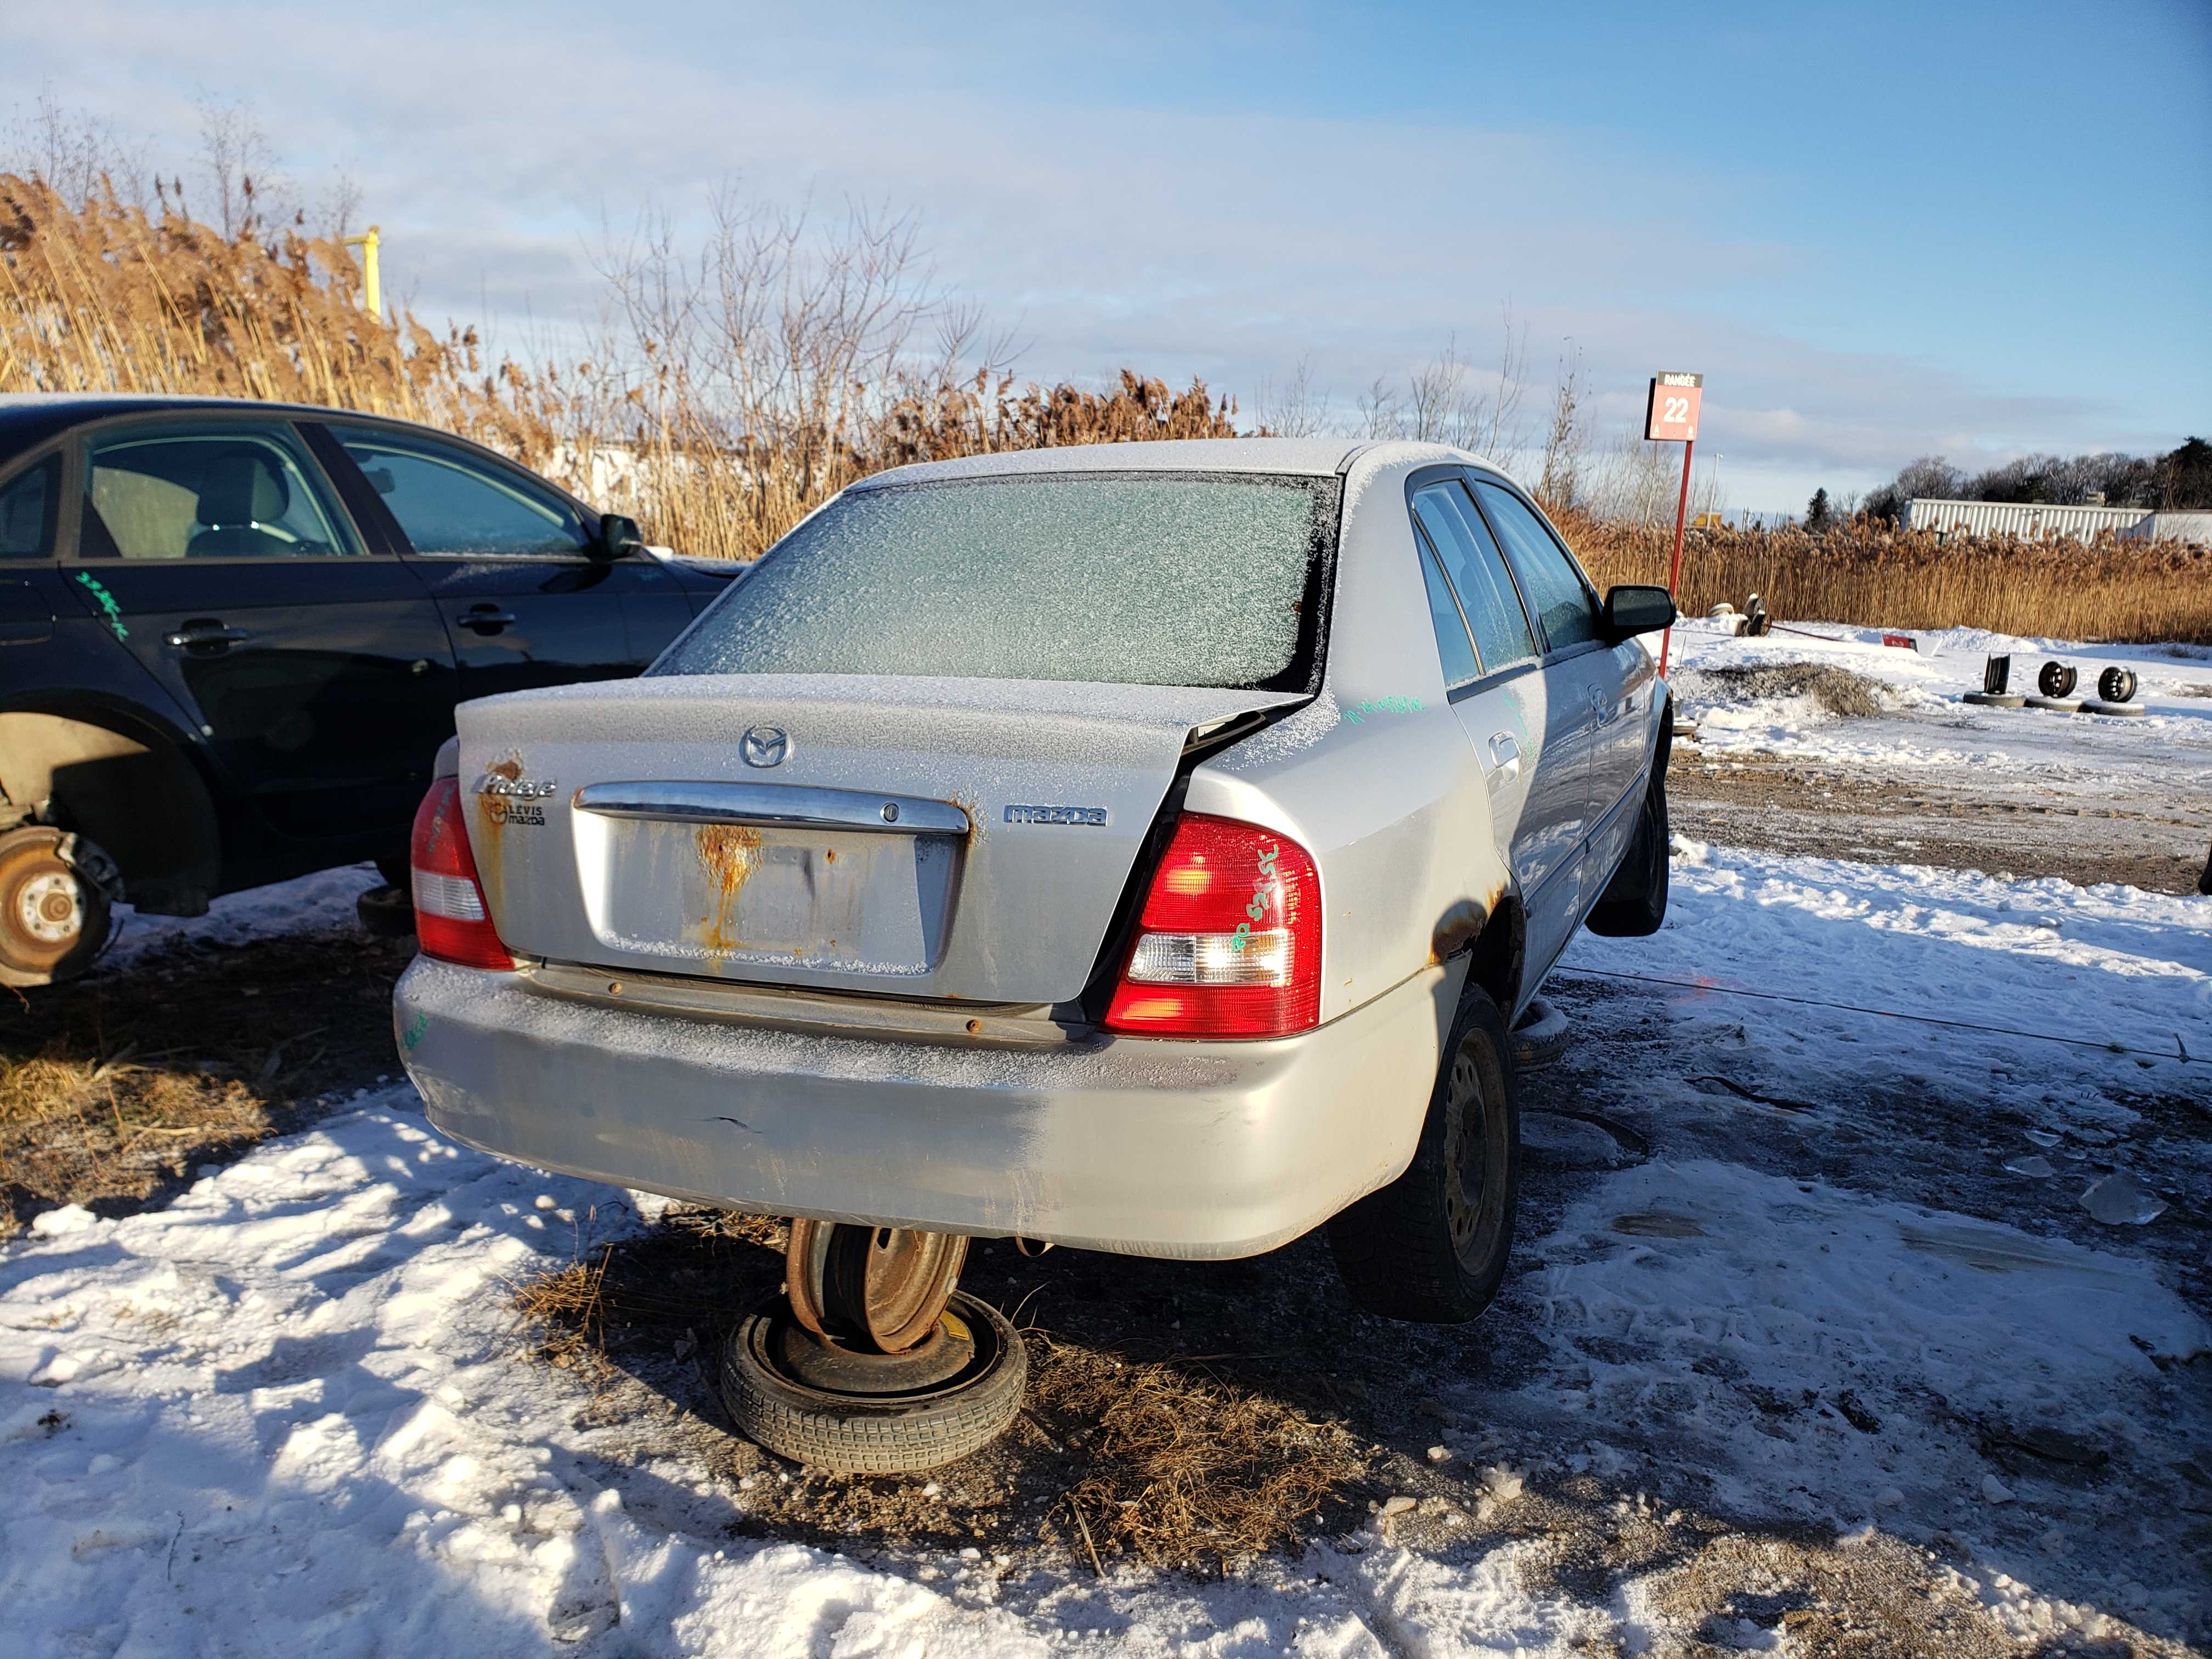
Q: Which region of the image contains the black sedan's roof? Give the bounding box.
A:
[0,394,398,469]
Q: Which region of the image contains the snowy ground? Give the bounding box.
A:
[3,629,2209,1657]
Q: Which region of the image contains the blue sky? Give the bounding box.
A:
[8,0,2208,512]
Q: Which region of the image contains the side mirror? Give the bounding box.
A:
[596,514,645,560]
[1602,584,1675,640]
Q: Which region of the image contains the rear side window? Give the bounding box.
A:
[1470,479,1600,651]
[81,425,360,561]
[1414,538,1480,687]
[0,456,59,558]
[329,425,591,558]
[1410,482,1539,674]
[656,473,1340,691]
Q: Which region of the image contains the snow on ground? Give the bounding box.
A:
[4,630,2210,1655]
[94,863,380,973]
[5,837,2205,1654]
[1666,619,2212,775]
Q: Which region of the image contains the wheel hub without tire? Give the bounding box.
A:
[17,872,81,944]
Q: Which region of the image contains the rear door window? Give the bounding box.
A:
[1410,481,1539,674]
[1469,479,1601,652]
[656,473,1340,691]
[1413,533,1480,687]
[81,426,360,561]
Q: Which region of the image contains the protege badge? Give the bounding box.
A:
[1005,804,1109,827]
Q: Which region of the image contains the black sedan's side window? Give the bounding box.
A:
[330,426,590,558]
[81,426,361,561]
[0,456,59,557]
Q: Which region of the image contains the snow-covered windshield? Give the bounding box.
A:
[653,472,1340,690]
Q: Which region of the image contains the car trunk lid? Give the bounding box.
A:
[455,674,1304,1005]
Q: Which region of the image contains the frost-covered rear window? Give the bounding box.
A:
[653,473,1340,690]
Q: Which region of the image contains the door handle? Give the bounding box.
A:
[460,606,518,633]
[1486,732,1523,787]
[165,621,250,651]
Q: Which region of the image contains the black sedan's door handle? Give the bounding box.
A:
[165,620,250,651]
[460,606,518,634]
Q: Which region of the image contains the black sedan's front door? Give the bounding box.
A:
[67,416,458,866]
[313,423,693,702]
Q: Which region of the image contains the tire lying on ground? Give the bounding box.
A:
[1511,995,1571,1071]
[2081,700,2146,718]
[357,882,417,938]
[1962,691,2027,708]
[719,1290,1026,1474]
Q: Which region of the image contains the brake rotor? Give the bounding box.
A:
[784,1218,968,1354]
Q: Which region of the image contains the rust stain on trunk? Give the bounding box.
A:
[697,823,763,960]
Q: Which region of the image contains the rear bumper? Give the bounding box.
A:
[393,956,1458,1259]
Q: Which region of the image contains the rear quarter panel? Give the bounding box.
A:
[1188,452,1513,1030]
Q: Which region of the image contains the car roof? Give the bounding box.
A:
[0,393,436,469]
[850,435,1510,490]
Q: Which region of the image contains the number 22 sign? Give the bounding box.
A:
[1645,372,1702,442]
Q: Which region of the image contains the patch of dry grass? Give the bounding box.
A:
[0,921,417,1235]
[1029,1339,1367,1567]
[506,1212,1372,1570]
[0,1045,268,1232]
[1554,507,2212,645]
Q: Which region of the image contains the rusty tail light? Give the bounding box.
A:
[1103,814,1321,1039]
[409,776,514,970]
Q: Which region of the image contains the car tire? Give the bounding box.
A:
[719,1290,1027,1474]
[1327,984,1519,1324]
[1587,753,1671,939]
[0,827,114,988]
[357,883,417,938]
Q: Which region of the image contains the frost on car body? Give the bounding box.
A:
[394,437,1673,1286]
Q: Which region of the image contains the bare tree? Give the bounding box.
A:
[4,85,152,208]
[194,96,291,238]
[1537,342,1587,510]
[1255,356,1329,438]
[1357,374,1404,440]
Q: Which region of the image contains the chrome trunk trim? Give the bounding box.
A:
[572,780,971,837]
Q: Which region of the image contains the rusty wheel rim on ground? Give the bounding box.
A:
[785,1218,968,1353]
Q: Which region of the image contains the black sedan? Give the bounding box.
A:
[0,395,735,985]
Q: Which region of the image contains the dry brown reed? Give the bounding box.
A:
[1551,507,2212,644]
[0,173,561,460]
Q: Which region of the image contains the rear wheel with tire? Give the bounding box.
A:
[0,827,113,987]
[1328,985,1520,1323]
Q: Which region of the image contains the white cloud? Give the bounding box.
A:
[3,1,2193,512]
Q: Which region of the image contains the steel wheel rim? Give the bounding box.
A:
[786,1218,968,1354]
[1440,1043,1494,1267]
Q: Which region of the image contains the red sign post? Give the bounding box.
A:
[1645,372,1702,675]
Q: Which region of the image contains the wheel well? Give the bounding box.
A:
[0,711,219,915]
[1465,895,1525,1017]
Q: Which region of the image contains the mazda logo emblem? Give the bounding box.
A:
[741,725,789,768]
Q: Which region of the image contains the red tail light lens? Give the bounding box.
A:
[408,775,514,970]
[1103,814,1322,1039]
